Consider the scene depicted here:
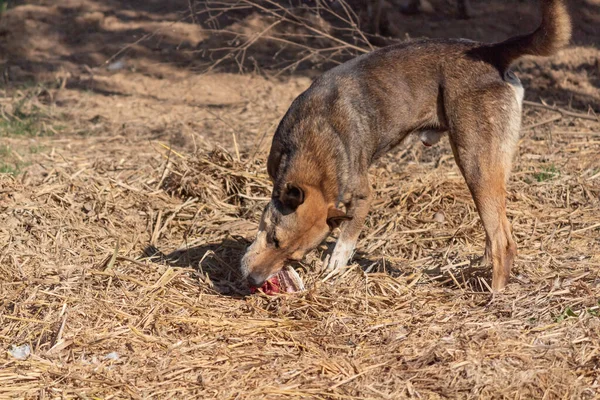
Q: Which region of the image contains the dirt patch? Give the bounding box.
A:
[1,0,600,398]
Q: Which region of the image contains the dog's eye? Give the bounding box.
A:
[269,232,280,249]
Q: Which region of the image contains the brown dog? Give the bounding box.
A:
[241,0,571,292]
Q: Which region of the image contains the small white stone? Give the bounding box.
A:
[8,344,31,360]
[104,352,119,361]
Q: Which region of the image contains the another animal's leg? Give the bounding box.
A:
[401,0,422,14]
[400,0,434,14]
[325,179,372,272]
[448,85,523,291]
[457,0,472,19]
[373,0,384,35]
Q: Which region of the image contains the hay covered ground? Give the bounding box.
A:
[1,0,600,398]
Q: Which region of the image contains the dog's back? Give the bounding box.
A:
[270,0,571,172]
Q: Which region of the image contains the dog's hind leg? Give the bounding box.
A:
[447,82,523,291]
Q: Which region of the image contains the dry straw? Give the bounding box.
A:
[1,100,599,397]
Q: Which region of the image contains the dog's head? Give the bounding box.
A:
[241,182,350,288]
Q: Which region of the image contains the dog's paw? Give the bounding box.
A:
[323,254,347,273]
[323,241,355,274]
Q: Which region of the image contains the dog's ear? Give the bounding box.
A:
[327,207,352,230]
[280,182,304,210]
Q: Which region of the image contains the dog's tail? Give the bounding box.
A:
[488,0,571,72]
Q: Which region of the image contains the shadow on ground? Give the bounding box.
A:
[143,237,250,297]
[1,0,599,82]
[352,247,496,293]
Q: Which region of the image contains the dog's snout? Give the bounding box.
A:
[246,275,264,288]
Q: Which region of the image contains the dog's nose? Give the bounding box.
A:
[247,275,265,288]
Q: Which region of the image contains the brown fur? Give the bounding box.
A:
[241,0,571,291]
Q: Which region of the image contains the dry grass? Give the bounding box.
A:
[1,85,600,399]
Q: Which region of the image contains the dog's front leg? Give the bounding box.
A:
[325,184,372,273]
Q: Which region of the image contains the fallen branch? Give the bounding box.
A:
[523,100,599,122]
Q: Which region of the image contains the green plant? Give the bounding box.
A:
[0,98,47,137]
[0,162,20,175]
[534,164,559,182]
[0,144,35,176]
[555,306,577,322]
[0,84,60,137]
[586,301,600,317]
[0,116,39,136]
